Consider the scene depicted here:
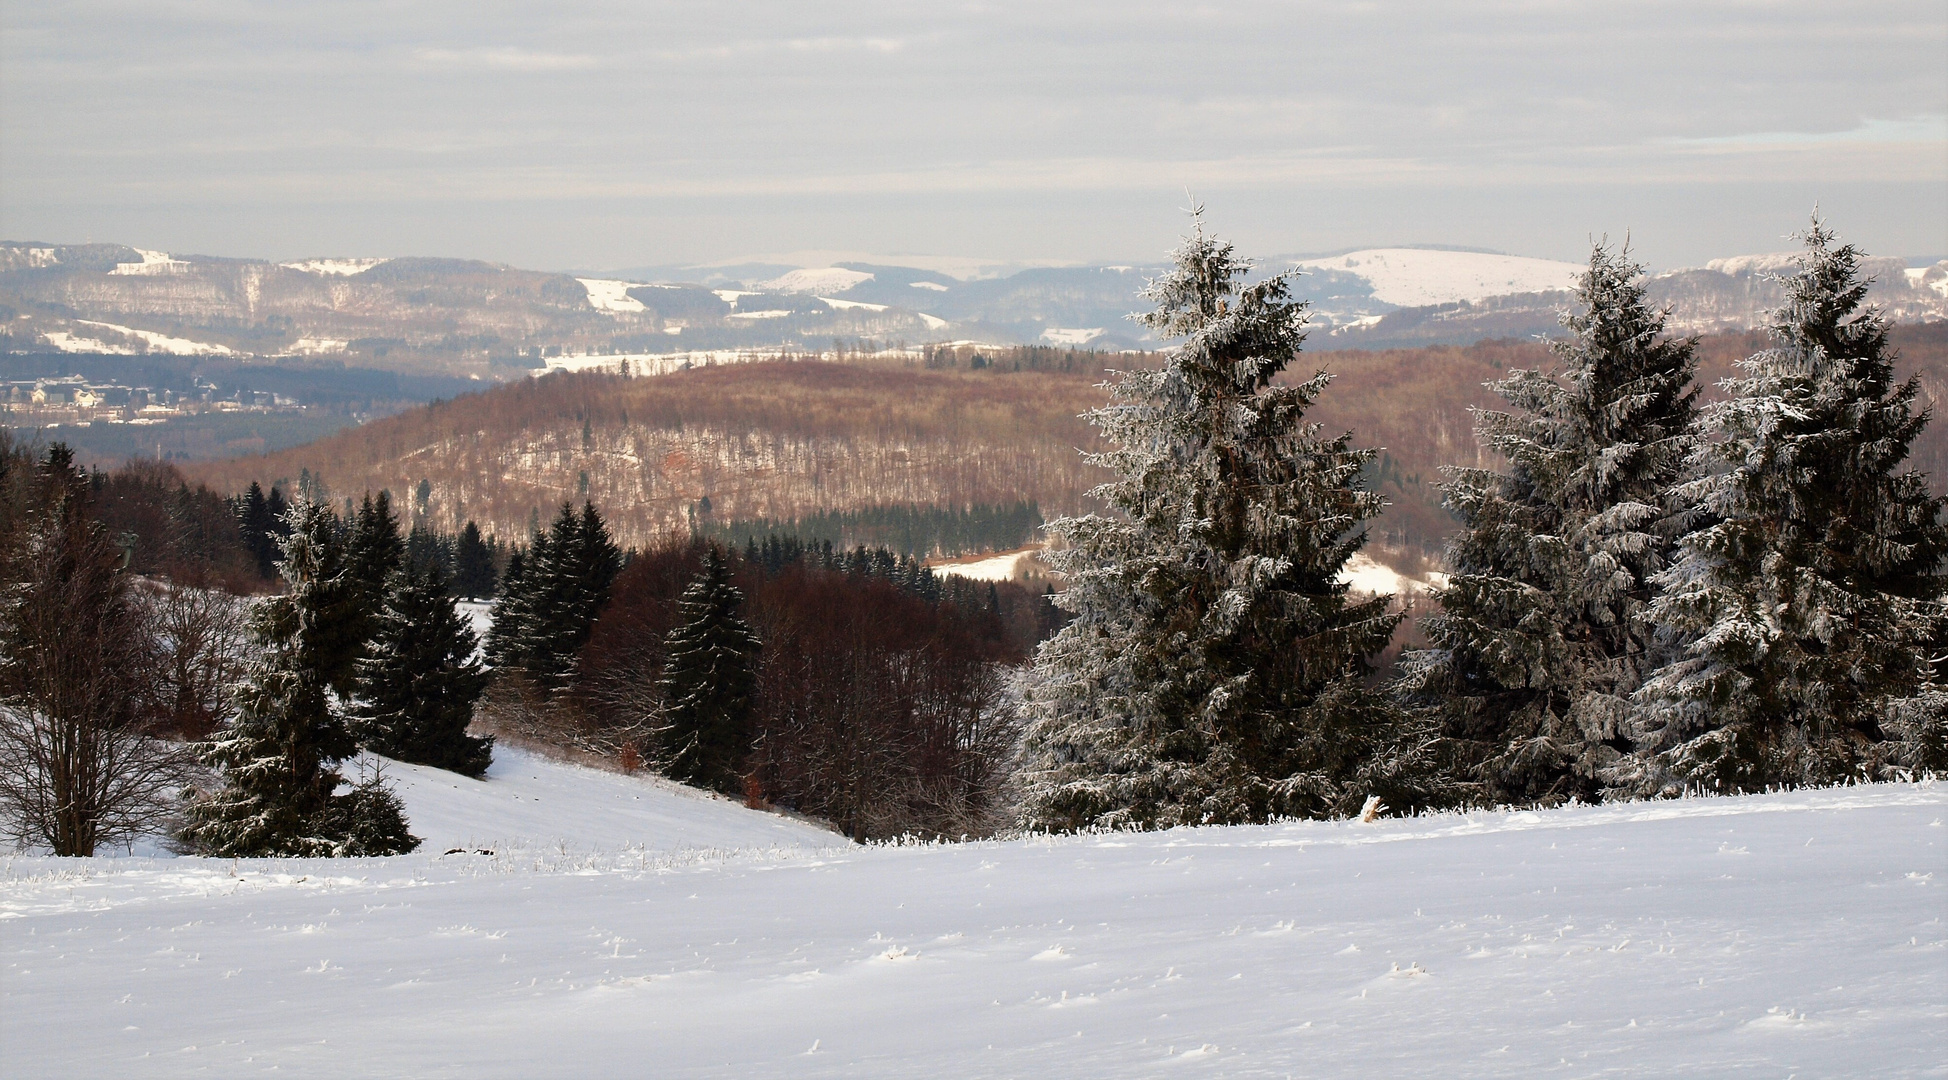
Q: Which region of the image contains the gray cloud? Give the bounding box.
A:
[2,1,1941,271]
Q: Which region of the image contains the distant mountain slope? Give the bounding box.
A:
[183,324,1948,559]
[184,358,1115,551]
[11,240,1941,372]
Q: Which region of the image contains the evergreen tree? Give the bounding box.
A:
[659,546,762,793]
[484,502,620,688]
[454,520,498,600]
[353,561,493,777]
[1399,243,1699,805]
[346,491,405,648]
[181,496,418,856]
[236,481,277,579]
[1015,217,1441,831]
[485,547,531,669]
[1637,220,1948,791]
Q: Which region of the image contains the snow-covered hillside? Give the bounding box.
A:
[1294,248,1584,307]
[377,745,837,853]
[4,779,1940,1077]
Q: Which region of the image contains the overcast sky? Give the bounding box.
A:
[2,1,1943,272]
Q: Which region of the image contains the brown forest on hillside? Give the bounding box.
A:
[186,324,1948,560]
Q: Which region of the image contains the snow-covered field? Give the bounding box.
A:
[4,766,1941,1077]
[1295,249,1583,307]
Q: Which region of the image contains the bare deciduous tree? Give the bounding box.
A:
[0,485,193,856]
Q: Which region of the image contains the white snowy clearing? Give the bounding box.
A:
[576,278,647,313]
[280,258,389,276]
[910,280,950,291]
[931,548,1038,582]
[818,296,889,313]
[4,773,1940,1077]
[44,320,234,356]
[758,267,874,294]
[1295,249,1583,308]
[108,249,192,276]
[1041,327,1105,345]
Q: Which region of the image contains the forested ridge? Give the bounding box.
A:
[185,325,1948,561]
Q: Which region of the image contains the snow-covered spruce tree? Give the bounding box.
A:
[1015,219,1442,831]
[1636,220,1948,792]
[659,546,762,793]
[181,497,418,856]
[352,560,493,777]
[1398,243,1699,805]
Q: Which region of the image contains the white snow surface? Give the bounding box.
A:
[909,280,950,291]
[47,320,235,356]
[1339,551,1445,596]
[4,780,1941,1077]
[281,258,388,276]
[818,296,889,313]
[1701,252,1801,277]
[1041,326,1105,345]
[107,248,192,276]
[757,267,874,294]
[378,745,835,854]
[576,278,647,313]
[1295,249,1582,308]
[931,548,1037,582]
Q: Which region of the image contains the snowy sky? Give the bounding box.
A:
[2,1,1943,271]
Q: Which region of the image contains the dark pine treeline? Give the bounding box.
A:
[704,500,1044,560]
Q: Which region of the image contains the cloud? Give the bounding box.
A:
[413,47,599,72]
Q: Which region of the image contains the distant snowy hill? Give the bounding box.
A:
[4,780,1940,1076]
[1292,248,1584,307]
[6,239,1943,373]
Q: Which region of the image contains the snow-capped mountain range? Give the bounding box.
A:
[3,241,1943,374]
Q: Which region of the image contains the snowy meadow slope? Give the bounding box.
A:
[3,778,1942,1078]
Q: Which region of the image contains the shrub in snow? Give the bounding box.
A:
[1014,216,1446,831]
[1398,243,1699,806]
[1636,219,1948,792]
[0,444,194,856]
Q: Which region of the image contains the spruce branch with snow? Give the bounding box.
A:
[1015,216,1443,831]
[1636,219,1948,792]
[1399,242,1699,805]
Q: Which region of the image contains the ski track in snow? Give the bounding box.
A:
[2,779,1942,1077]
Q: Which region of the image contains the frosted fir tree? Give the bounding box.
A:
[659,546,762,794]
[1636,220,1948,792]
[1015,217,1442,831]
[182,497,418,856]
[1399,243,1699,805]
[352,561,493,777]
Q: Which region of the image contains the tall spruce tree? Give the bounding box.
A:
[181,497,418,856]
[347,491,405,650]
[1398,243,1699,805]
[659,546,762,793]
[484,502,620,688]
[1014,218,1441,831]
[353,561,493,777]
[454,521,497,600]
[1636,220,1948,791]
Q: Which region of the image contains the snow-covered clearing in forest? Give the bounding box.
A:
[577,278,647,313]
[1295,249,1582,307]
[4,779,1940,1077]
